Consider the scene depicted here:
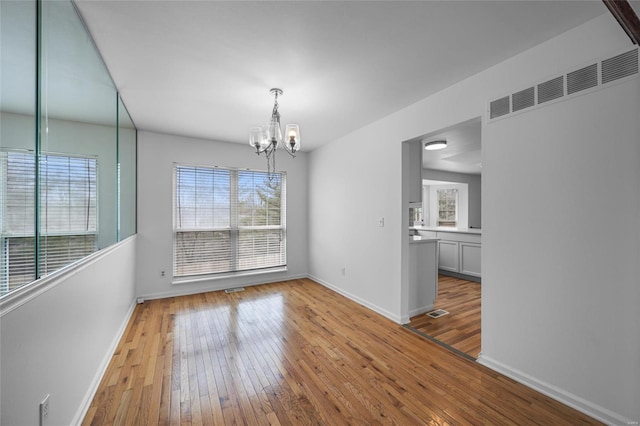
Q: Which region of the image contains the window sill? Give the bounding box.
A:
[171,266,287,285]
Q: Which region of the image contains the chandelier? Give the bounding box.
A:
[249,88,300,176]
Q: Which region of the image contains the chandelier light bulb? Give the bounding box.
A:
[284,124,300,154]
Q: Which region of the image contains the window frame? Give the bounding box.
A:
[172,163,287,282]
[437,188,458,227]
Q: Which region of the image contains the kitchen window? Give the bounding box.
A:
[437,188,458,227]
[173,165,286,279]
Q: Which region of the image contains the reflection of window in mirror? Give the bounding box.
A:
[1,151,98,296]
[437,189,457,227]
[409,207,423,227]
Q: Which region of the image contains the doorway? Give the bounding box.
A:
[403,117,482,360]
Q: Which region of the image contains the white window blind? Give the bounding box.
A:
[1,151,97,296]
[174,165,286,278]
[437,188,458,227]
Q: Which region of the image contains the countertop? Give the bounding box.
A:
[410,226,482,235]
[409,236,439,244]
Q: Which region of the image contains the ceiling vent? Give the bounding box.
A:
[487,47,638,122]
[537,76,564,104]
[489,96,510,119]
[512,87,535,112]
[567,63,598,95]
[602,49,638,84]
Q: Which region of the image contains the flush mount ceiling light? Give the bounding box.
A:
[249,88,300,176]
[424,140,447,150]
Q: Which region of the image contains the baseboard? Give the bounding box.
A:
[408,304,434,319]
[438,269,481,283]
[308,274,403,324]
[477,355,637,426]
[138,274,309,301]
[71,299,137,425]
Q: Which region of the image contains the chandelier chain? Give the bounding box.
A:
[272,91,279,119]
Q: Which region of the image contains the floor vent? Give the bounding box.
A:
[426,309,449,319]
[487,47,638,122]
[225,287,245,293]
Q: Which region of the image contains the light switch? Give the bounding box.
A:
[378,217,385,227]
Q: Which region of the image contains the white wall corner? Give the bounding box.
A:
[408,304,434,320]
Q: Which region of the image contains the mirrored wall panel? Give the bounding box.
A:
[0,0,136,298]
[118,97,137,240]
[1,0,38,294]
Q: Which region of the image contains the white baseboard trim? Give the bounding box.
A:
[408,304,434,319]
[139,274,309,301]
[71,299,137,425]
[308,274,403,324]
[477,355,637,426]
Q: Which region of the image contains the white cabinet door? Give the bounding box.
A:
[438,240,459,272]
[459,242,481,277]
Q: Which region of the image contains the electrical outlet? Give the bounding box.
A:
[161,270,165,277]
[39,394,50,426]
[378,217,385,227]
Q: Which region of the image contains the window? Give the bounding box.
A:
[1,151,98,295]
[437,188,458,227]
[174,165,286,278]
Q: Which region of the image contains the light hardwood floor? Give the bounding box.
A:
[83,278,600,425]
[408,274,481,358]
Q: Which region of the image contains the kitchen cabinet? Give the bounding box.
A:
[438,240,459,272]
[408,140,422,203]
[459,242,481,277]
[424,230,481,279]
[409,238,438,317]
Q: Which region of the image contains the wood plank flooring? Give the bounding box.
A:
[83,278,600,425]
[409,275,481,358]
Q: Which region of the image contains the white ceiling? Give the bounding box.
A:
[72,1,613,153]
[421,118,482,175]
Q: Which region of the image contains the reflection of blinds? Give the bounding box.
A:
[2,151,36,236]
[1,152,36,294]
[1,151,97,235]
[0,151,98,295]
[174,166,286,277]
[39,235,97,275]
[40,154,97,234]
[1,237,36,294]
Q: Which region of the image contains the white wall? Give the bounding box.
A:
[308,12,638,424]
[481,76,640,424]
[309,123,404,322]
[0,237,137,425]
[135,131,309,299]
